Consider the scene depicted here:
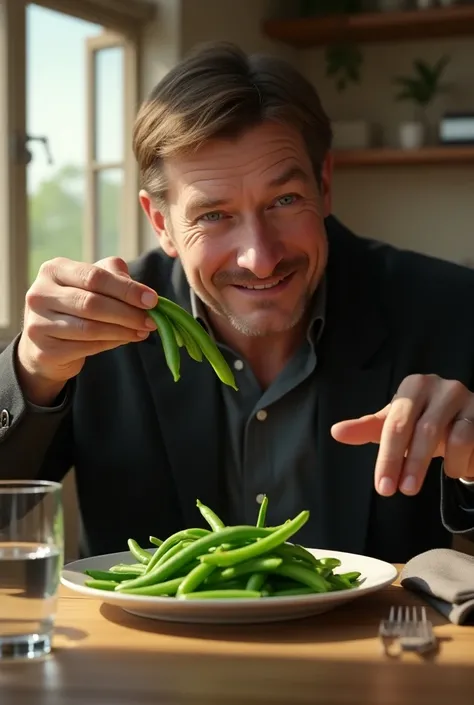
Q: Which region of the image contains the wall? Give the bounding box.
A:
[298,38,474,264]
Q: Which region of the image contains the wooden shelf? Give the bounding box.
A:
[263,6,474,48]
[333,146,474,167]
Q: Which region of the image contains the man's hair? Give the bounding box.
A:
[132,42,332,210]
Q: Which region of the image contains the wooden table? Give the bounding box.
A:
[2,568,474,705]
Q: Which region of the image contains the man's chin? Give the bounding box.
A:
[226,311,302,338]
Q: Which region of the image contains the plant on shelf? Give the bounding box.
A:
[392,55,451,149]
[325,43,364,91]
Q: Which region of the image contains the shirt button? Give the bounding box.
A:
[234,359,244,371]
[256,409,267,421]
[256,493,265,504]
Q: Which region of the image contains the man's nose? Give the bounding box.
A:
[236,217,282,279]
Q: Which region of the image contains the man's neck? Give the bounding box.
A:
[208,311,308,390]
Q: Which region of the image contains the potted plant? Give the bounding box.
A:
[392,55,450,149]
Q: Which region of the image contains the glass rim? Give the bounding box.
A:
[0,480,62,495]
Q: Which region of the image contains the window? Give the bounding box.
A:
[0,0,150,345]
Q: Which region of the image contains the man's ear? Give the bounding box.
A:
[139,190,178,257]
[321,152,333,217]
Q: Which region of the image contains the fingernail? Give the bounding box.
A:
[400,475,417,494]
[141,291,157,307]
[137,330,149,339]
[378,477,395,496]
[145,317,156,329]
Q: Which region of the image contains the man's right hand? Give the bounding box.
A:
[16,256,158,406]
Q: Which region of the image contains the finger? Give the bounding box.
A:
[94,256,131,278]
[331,405,391,445]
[444,415,474,480]
[398,386,464,495]
[29,284,157,332]
[40,258,158,310]
[374,377,430,496]
[48,337,149,365]
[29,311,152,343]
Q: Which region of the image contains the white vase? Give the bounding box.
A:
[399,121,425,149]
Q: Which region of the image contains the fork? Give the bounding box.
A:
[379,605,437,654]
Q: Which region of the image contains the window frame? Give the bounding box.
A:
[85,30,140,263]
[0,0,146,348]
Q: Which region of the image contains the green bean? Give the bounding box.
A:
[176,562,216,596]
[326,574,353,591]
[120,577,184,596]
[318,557,342,577]
[109,563,146,575]
[127,538,152,565]
[273,543,321,569]
[147,306,181,383]
[273,563,330,593]
[201,511,309,568]
[272,586,315,597]
[84,569,143,583]
[145,528,210,574]
[178,590,261,600]
[218,556,283,581]
[338,571,361,583]
[149,536,163,548]
[196,499,225,531]
[155,297,237,390]
[154,540,194,569]
[174,320,203,362]
[256,495,268,528]
[167,315,184,347]
[116,525,276,591]
[85,579,118,591]
[245,573,267,592]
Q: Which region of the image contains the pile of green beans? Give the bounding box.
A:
[147,297,238,390]
[83,497,362,599]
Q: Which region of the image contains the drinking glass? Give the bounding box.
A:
[0,480,64,660]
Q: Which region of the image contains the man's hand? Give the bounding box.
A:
[17,256,158,406]
[331,374,474,496]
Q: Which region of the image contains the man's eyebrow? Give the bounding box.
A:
[186,195,229,216]
[267,166,310,188]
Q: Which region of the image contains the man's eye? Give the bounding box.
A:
[200,212,224,222]
[274,194,297,207]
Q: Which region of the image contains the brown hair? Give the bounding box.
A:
[132,42,332,210]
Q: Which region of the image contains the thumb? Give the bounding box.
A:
[330,404,391,446]
[95,256,131,278]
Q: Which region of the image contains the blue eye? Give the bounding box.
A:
[201,212,223,222]
[275,194,297,207]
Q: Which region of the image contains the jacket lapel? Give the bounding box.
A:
[312,221,394,554]
[137,260,226,530]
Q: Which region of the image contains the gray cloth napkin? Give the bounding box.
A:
[400,548,474,625]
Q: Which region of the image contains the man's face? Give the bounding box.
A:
[142,121,331,338]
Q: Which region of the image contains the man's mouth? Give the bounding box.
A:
[234,272,293,291]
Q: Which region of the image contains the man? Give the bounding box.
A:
[1,42,474,563]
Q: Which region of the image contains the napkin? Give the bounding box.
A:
[399,548,474,625]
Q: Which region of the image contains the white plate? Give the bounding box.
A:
[61,548,398,625]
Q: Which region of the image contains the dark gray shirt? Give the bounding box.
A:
[191,282,326,527]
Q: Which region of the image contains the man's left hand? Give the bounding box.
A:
[331,374,474,496]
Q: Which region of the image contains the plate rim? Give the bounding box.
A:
[61,547,398,607]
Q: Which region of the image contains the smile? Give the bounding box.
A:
[235,273,292,291]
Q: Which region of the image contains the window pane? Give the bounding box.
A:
[94,46,124,164]
[96,167,123,260]
[27,4,102,283]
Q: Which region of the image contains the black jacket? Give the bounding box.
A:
[1,216,474,562]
